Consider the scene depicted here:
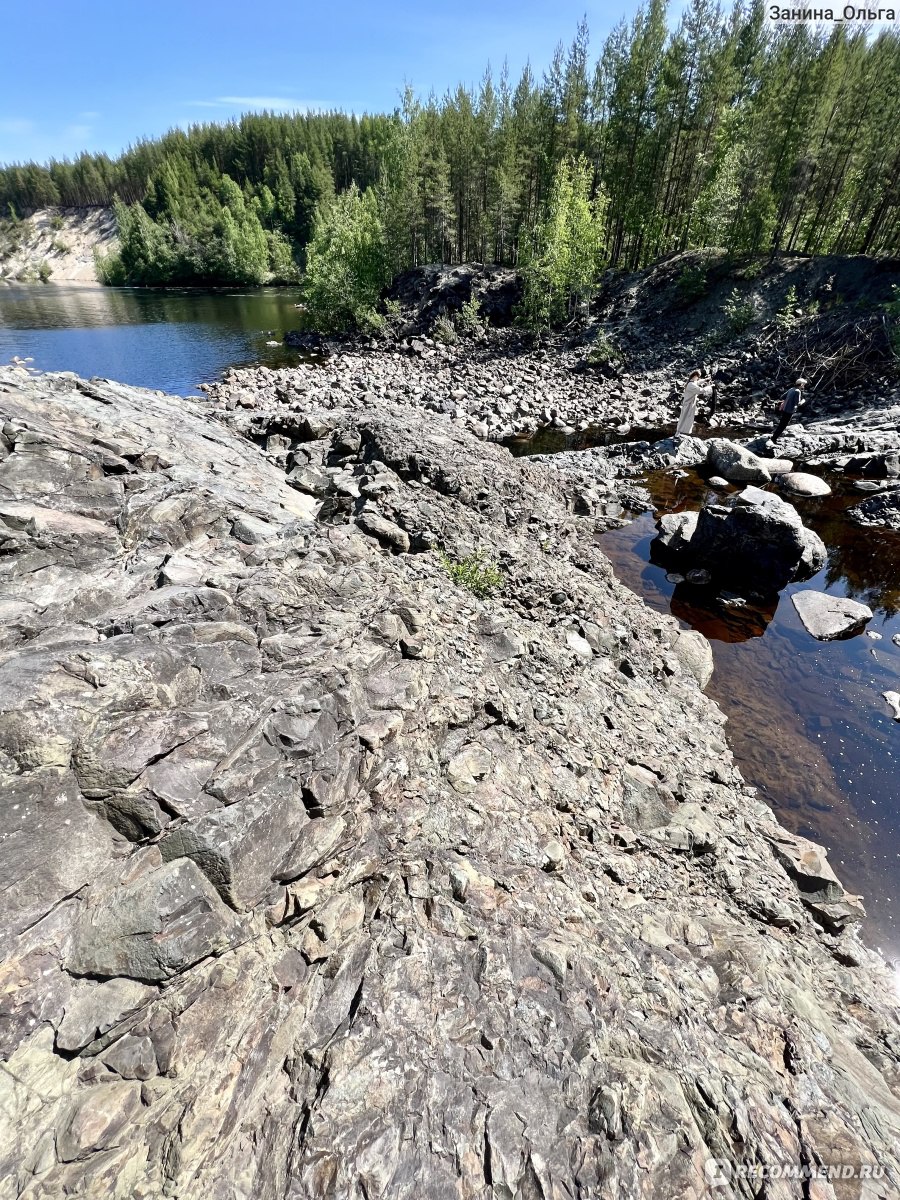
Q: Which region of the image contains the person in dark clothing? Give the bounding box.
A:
[773,377,807,438]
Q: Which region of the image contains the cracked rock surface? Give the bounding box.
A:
[1,364,899,1199]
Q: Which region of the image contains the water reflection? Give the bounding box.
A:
[601,466,900,959]
[0,282,308,394]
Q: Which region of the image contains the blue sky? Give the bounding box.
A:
[0,0,636,166]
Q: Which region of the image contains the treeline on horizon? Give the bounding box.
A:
[1,0,899,297]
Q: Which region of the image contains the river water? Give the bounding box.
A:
[2,283,898,957]
[599,467,900,959]
[0,282,305,394]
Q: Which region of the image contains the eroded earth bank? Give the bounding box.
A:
[2,359,900,1200]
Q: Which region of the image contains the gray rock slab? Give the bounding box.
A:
[791,590,872,640]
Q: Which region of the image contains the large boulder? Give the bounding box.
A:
[705,439,786,484]
[791,590,872,640]
[685,486,826,592]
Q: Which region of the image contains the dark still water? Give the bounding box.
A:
[0,282,306,394]
[600,470,900,959]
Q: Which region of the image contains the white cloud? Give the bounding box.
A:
[189,96,328,112]
[64,124,92,142]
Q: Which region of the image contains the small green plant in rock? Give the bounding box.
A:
[587,328,619,366]
[776,285,799,331]
[440,549,503,597]
[676,264,708,304]
[432,313,458,345]
[723,287,755,333]
[37,260,53,282]
[457,295,483,336]
[49,214,64,232]
[50,238,68,254]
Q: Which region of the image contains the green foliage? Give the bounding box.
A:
[723,287,755,333]
[676,265,708,304]
[49,214,64,231]
[517,156,607,331]
[2,13,900,283]
[50,237,67,254]
[37,260,52,282]
[105,182,297,287]
[440,549,504,597]
[776,285,800,331]
[586,328,620,366]
[432,313,459,344]
[738,258,764,281]
[302,184,389,332]
[457,295,483,336]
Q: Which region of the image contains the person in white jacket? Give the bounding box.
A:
[676,369,713,436]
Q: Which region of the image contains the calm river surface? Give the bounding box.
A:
[600,469,900,960]
[0,282,305,394]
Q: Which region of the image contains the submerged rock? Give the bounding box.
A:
[849,486,900,530]
[791,590,872,640]
[778,471,832,497]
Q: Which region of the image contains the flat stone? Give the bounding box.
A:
[778,472,832,497]
[791,591,872,640]
[66,859,242,982]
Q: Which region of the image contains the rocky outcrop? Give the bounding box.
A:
[1,364,899,1199]
[384,263,523,332]
[0,207,117,282]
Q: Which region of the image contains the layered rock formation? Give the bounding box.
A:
[1,364,899,1199]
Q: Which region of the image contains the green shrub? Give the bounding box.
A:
[440,549,503,597]
[50,237,68,254]
[302,183,390,332]
[457,295,483,336]
[587,328,619,366]
[49,214,64,232]
[517,156,607,331]
[723,287,755,333]
[95,248,126,286]
[676,264,708,303]
[775,284,800,331]
[37,260,53,282]
[432,313,458,345]
[383,297,402,322]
